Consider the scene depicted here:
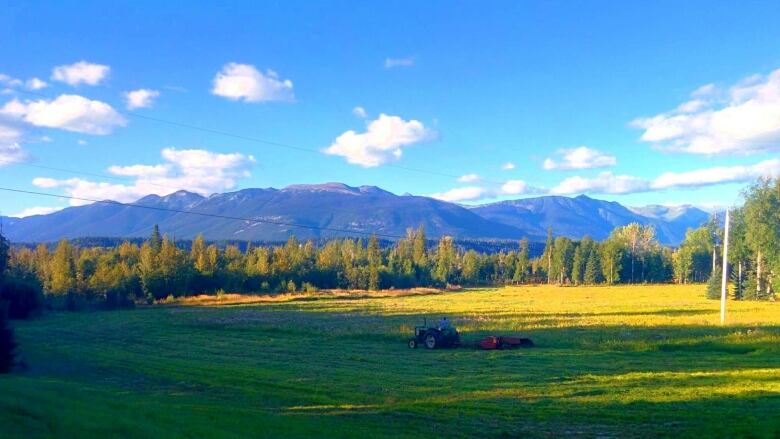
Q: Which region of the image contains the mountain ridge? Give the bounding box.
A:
[3,183,711,245]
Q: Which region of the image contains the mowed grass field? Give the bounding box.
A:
[2,285,780,438]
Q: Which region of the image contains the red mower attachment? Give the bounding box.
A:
[479,335,534,350]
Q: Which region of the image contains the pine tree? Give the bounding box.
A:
[149,224,162,252]
[584,249,601,284]
[0,231,9,276]
[706,265,722,300]
[543,228,554,284]
[513,238,530,284]
[367,235,381,291]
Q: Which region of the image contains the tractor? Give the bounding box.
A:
[407,319,460,349]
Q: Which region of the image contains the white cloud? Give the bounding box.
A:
[384,57,414,69]
[324,113,434,167]
[51,61,110,86]
[33,148,256,206]
[0,74,22,87]
[107,164,168,177]
[651,159,780,189]
[550,172,650,195]
[1,94,126,135]
[632,68,780,155]
[501,162,515,170]
[352,106,367,118]
[430,186,488,202]
[211,63,294,103]
[77,139,88,145]
[547,159,780,195]
[124,88,160,110]
[501,180,528,195]
[11,206,63,217]
[25,78,48,90]
[430,179,532,202]
[543,146,617,170]
[457,173,481,183]
[0,124,26,166]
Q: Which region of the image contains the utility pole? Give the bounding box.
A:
[720,210,730,325]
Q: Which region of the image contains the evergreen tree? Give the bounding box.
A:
[149,224,163,252]
[513,238,530,284]
[367,235,381,291]
[0,231,9,276]
[584,248,602,285]
[706,265,722,300]
[542,228,554,284]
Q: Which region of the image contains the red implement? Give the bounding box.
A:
[479,335,534,350]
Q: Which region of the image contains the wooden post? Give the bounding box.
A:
[720,210,730,325]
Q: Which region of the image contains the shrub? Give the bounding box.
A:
[302,282,319,293]
[0,302,16,373]
[286,280,297,293]
[0,271,44,319]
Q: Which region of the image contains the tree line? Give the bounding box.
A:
[1,178,778,313]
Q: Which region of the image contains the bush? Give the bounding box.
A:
[0,271,44,319]
[103,290,135,310]
[302,282,319,293]
[0,302,16,373]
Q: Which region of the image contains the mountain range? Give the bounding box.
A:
[2,183,711,245]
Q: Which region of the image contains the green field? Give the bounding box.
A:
[2,285,780,438]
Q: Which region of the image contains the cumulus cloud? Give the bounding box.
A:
[211,63,294,103]
[543,146,617,170]
[25,78,48,90]
[33,148,256,206]
[457,173,481,183]
[550,172,649,195]
[430,179,532,202]
[352,106,367,118]
[324,113,435,167]
[51,61,110,86]
[0,124,26,166]
[632,68,780,155]
[124,88,160,110]
[384,57,414,69]
[652,159,780,189]
[11,206,63,217]
[1,94,126,135]
[501,162,515,171]
[0,74,22,87]
[501,180,528,195]
[547,159,780,195]
[430,186,488,202]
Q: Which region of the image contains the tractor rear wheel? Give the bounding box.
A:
[408,339,417,349]
[424,333,437,349]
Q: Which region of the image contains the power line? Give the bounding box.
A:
[0,187,407,240]
[13,89,472,182]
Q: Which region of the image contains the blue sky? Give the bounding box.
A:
[2,1,780,217]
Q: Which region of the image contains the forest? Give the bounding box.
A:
[0,178,778,315]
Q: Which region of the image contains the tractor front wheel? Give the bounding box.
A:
[408,339,417,349]
[424,333,438,349]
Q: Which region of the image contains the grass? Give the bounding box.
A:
[2,284,780,438]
